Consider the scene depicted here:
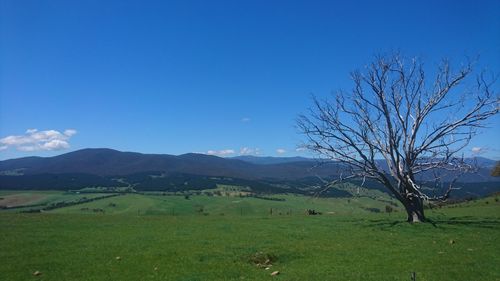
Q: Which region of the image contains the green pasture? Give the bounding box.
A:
[47,192,401,216]
[0,192,499,281]
[0,190,111,212]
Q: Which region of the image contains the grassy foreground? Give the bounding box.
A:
[0,193,499,281]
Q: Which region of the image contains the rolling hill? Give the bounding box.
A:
[0,148,498,197]
[0,148,344,179]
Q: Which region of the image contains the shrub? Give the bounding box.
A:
[194,205,204,214]
[364,207,381,213]
[385,205,393,213]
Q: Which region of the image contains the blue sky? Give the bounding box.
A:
[0,0,499,160]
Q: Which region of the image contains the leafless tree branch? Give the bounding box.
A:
[298,53,499,222]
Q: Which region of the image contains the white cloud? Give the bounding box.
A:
[0,129,77,152]
[64,129,77,137]
[295,147,306,152]
[276,148,286,154]
[471,147,484,154]
[17,145,38,152]
[241,117,251,122]
[240,147,260,155]
[43,139,70,150]
[206,149,235,156]
[205,147,262,156]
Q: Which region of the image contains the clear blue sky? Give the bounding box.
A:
[1,0,499,160]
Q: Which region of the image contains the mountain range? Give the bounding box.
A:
[0,148,340,179]
[0,148,498,197]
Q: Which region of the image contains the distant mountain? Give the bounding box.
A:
[231,155,315,165]
[466,157,497,168]
[0,148,498,197]
[1,148,498,181]
[0,148,338,180]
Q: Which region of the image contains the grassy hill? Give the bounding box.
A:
[0,188,398,215]
[0,191,499,280]
[49,193,399,216]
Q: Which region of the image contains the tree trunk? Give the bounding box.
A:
[405,196,425,223]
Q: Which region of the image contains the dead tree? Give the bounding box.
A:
[298,54,498,222]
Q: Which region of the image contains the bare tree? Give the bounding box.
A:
[298,53,498,222]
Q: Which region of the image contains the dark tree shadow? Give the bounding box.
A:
[363,217,500,230]
[429,218,500,229]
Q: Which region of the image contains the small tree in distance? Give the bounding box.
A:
[298,53,498,223]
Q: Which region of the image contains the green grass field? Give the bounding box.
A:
[0,190,113,212]
[48,192,401,216]
[1,192,499,281]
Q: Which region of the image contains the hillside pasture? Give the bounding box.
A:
[46,192,401,216]
[0,191,114,212]
[0,193,499,281]
[0,193,47,208]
